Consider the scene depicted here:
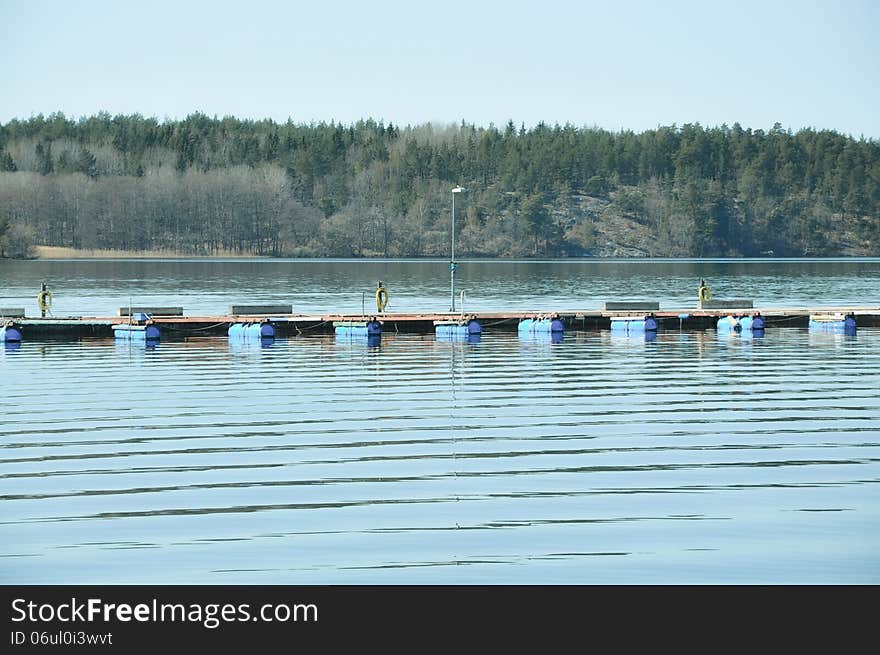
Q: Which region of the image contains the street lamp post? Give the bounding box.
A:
[450,186,465,312]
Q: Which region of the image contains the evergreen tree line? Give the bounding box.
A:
[0,112,878,258]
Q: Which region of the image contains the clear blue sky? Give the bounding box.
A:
[2,0,878,137]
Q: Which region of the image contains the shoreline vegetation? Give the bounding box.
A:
[32,245,258,259]
[27,245,880,261]
[1,112,878,260]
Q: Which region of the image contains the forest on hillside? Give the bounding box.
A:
[0,112,878,259]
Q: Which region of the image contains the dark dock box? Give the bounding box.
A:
[602,301,660,312]
[118,307,184,316]
[699,299,754,309]
[229,304,293,315]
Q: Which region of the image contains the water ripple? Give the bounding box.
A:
[2,325,879,583]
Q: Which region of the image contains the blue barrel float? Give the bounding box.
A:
[718,313,766,335]
[518,315,563,343]
[113,324,161,340]
[334,318,382,338]
[1,321,23,343]
[809,312,856,334]
[435,317,482,339]
[609,314,658,333]
[716,315,741,333]
[228,320,276,340]
[518,315,564,334]
[113,313,160,342]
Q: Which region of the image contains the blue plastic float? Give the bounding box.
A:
[609,315,658,333]
[435,318,482,338]
[518,316,564,334]
[718,313,766,335]
[809,313,856,333]
[0,323,22,342]
[112,324,161,340]
[334,319,382,338]
[228,322,276,339]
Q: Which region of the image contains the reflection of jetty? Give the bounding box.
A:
[4,306,879,338]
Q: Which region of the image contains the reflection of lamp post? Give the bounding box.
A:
[450,186,465,311]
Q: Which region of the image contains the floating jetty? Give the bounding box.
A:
[2,305,878,339]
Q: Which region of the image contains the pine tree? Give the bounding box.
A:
[35,142,54,174]
[0,149,17,171]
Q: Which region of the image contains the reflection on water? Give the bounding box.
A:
[436,333,482,345]
[334,334,383,349]
[228,337,276,354]
[519,332,564,344]
[2,325,879,584]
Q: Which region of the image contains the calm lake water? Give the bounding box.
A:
[1,258,879,583]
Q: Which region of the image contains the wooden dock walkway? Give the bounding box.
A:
[5,305,879,338]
